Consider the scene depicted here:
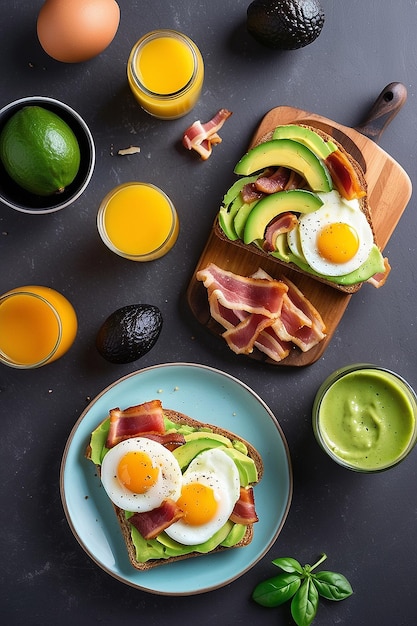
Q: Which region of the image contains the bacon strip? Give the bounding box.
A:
[241,182,265,204]
[259,271,326,352]
[196,263,288,318]
[106,399,166,448]
[197,264,326,362]
[129,499,184,540]
[230,487,258,524]
[255,326,292,362]
[182,109,232,160]
[263,212,298,252]
[222,313,276,355]
[140,432,186,451]
[254,166,292,194]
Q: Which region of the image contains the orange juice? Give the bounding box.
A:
[0,286,78,368]
[127,30,204,119]
[97,182,179,261]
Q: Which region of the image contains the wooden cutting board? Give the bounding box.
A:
[186,84,412,366]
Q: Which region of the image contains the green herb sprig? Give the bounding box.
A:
[252,553,353,626]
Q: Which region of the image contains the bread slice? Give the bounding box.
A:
[86,406,263,571]
[215,124,380,294]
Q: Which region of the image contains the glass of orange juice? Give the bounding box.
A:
[0,286,78,369]
[127,29,204,119]
[97,182,179,261]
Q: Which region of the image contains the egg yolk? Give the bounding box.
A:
[317,222,359,263]
[117,451,159,494]
[176,483,218,526]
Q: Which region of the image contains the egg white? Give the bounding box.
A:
[164,448,241,546]
[100,437,182,513]
[288,190,374,277]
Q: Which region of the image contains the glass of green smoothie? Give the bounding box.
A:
[312,364,417,472]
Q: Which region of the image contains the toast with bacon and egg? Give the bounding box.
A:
[216,124,390,293]
[86,399,263,570]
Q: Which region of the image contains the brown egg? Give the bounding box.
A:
[37,0,120,63]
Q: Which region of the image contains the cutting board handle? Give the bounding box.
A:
[354,82,407,143]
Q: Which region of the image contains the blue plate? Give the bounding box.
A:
[60,363,292,595]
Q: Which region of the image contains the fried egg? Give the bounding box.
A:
[287,190,374,276]
[164,448,241,546]
[100,437,182,513]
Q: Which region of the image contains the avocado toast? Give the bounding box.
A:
[217,124,390,293]
[86,399,263,570]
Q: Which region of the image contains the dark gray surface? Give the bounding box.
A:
[1,1,416,624]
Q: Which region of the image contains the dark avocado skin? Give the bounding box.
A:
[247,0,325,50]
[96,304,163,364]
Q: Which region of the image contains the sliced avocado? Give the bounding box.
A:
[234,200,259,239]
[160,521,234,557]
[243,189,323,245]
[163,416,197,435]
[220,523,247,548]
[270,232,291,262]
[129,523,168,562]
[89,419,110,465]
[222,448,258,486]
[191,520,234,554]
[272,124,338,159]
[172,438,228,470]
[219,194,245,240]
[234,139,333,193]
[184,431,233,447]
[288,244,386,285]
[231,439,248,455]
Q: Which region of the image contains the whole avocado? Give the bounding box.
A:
[96,304,163,364]
[247,0,325,50]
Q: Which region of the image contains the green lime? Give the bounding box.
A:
[247,0,325,50]
[0,105,81,196]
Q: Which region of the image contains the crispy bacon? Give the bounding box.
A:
[263,212,298,252]
[268,273,326,352]
[182,109,232,160]
[106,399,166,448]
[254,166,292,194]
[222,313,276,355]
[197,264,326,363]
[255,325,292,362]
[196,263,288,318]
[325,149,367,200]
[128,499,184,540]
[241,182,264,204]
[230,487,258,524]
[141,432,186,451]
[208,292,240,329]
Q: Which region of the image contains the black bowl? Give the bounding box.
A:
[0,96,95,214]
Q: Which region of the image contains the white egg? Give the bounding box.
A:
[164,448,241,546]
[288,190,374,277]
[100,437,182,513]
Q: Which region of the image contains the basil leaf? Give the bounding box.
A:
[291,578,319,626]
[252,572,302,608]
[272,557,304,574]
[313,571,353,601]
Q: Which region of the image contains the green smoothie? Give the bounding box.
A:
[314,367,417,471]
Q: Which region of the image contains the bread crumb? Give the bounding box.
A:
[118,146,141,156]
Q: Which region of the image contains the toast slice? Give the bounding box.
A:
[215,124,388,294]
[86,404,263,571]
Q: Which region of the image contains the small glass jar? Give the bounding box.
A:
[0,286,78,368]
[97,182,179,261]
[127,29,204,119]
[312,364,417,472]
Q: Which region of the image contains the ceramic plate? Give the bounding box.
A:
[60,363,292,595]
